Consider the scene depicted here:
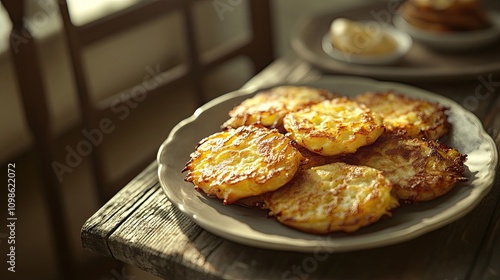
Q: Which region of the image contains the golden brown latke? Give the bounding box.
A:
[264,162,399,233]
[355,91,450,140]
[284,97,384,156]
[341,134,468,202]
[183,124,302,204]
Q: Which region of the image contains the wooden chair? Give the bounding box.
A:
[1,0,273,277]
[57,0,275,204]
[1,0,74,278]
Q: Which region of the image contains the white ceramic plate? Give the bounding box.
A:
[393,12,500,51]
[157,76,498,253]
[322,23,412,65]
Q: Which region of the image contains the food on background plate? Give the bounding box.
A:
[183,85,468,234]
[355,91,450,140]
[264,162,399,234]
[283,98,384,156]
[400,0,492,32]
[329,18,398,56]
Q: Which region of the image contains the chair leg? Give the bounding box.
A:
[36,140,75,278]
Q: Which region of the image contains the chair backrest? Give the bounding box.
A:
[58,0,274,202]
[1,0,74,277]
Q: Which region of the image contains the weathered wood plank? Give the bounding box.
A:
[107,185,225,279]
[104,183,500,280]
[81,162,159,256]
[469,175,500,280]
[242,54,321,91]
[469,93,500,280]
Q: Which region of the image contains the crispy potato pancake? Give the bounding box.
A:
[283,98,384,156]
[341,134,468,202]
[355,91,450,140]
[222,86,336,130]
[264,162,399,233]
[183,125,302,204]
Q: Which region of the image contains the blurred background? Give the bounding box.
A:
[0,0,367,279]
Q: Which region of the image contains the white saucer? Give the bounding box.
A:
[322,23,412,65]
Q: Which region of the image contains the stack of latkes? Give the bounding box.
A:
[401,0,491,32]
[183,86,468,234]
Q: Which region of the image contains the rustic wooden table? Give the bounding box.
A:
[81,53,500,279]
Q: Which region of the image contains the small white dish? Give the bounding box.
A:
[322,23,412,65]
[393,12,500,51]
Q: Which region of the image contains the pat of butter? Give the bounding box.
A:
[330,18,397,56]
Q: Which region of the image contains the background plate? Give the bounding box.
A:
[291,1,500,82]
[157,76,497,253]
[393,13,500,52]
